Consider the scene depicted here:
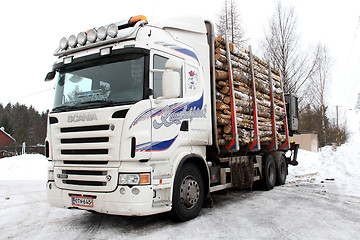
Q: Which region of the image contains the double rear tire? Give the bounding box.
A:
[262,154,287,190]
[262,155,276,190]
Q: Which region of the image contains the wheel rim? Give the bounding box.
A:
[180,175,200,209]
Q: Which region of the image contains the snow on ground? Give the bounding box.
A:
[0,154,47,181]
[288,110,360,198]
[0,112,360,239]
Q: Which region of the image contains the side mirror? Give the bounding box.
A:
[161,58,182,99]
[45,71,56,82]
[162,70,180,99]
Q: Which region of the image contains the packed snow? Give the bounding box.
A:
[1,113,360,239]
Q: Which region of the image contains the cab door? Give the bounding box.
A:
[148,51,188,161]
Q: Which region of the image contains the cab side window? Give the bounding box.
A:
[153,54,183,99]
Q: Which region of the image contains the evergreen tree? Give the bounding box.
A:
[0,102,47,147]
[0,114,13,135]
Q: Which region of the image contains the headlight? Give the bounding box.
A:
[119,173,150,185]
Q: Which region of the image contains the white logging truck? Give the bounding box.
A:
[45,15,299,221]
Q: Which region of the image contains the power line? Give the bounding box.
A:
[5,87,54,103]
[339,16,360,109]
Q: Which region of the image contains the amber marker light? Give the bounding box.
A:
[140,173,150,185]
[129,15,148,24]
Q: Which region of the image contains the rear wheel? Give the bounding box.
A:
[262,155,276,190]
[171,163,205,221]
[276,155,287,186]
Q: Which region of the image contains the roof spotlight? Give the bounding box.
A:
[59,37,68,50]
[68,35,77,48]
[77,32,87,46]
[97,26,107,40]
[107,23,118,38]
[87,29,97,43]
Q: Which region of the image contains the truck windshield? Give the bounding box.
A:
[53,53,146,111]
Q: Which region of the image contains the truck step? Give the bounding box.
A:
[152,200,171,207]
[253,176,260,181]
[210,183,232,192]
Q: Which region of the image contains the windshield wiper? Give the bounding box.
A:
[75,100,117,108]
[52,105,78,113]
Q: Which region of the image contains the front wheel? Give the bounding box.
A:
[171,163,205,221]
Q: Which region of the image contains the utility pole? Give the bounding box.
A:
[334,105,341,129]
[336,105,339,129]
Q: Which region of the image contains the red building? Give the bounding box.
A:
[0,127,16,158]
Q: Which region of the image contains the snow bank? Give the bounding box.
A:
[288,110,360,197]
[0,154,47,181]
[288,143,360,197]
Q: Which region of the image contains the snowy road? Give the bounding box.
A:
[1,178,359,240]
[2,112,360,240]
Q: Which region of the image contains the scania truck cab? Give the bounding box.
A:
[46,15,213,220]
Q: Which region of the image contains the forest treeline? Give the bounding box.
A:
[0,103,48,147]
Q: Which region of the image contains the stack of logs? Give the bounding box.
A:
[214,36,287,147]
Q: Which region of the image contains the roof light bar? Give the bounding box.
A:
[54,15,147,56]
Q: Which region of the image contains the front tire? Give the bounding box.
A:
[171,163,205,221]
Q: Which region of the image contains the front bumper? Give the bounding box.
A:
[46,181,171,216]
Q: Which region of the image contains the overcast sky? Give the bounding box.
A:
[1,0,359,123]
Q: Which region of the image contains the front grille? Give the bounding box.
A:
[61,125,109,133]
[63,180,107,186]
[61,149,109,155]
[61,137,109,144]
[63,160,109,165]
[51,113,122,192]
[62,170,107,175]
[58,124,111,159]
[55,167,117,191]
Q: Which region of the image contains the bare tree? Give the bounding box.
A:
[309,45,331,110]
[261,2,318,96]
[216,0,246,47]
[309,44,332,143]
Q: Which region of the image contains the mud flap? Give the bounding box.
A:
[287,143,299,166]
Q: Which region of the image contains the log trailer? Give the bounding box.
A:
[45,15,299,221]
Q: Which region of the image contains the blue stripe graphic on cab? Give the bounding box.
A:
[155,41,199,63]
[129,93,205,130]
[136,135,178,152]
